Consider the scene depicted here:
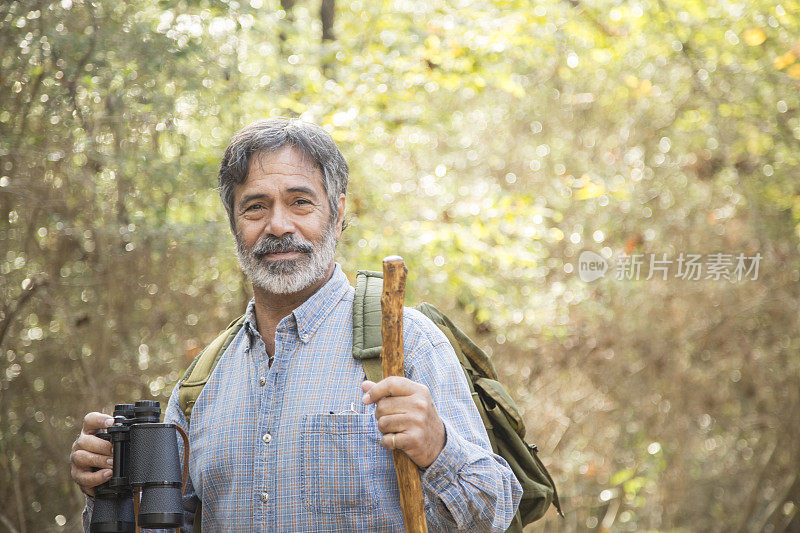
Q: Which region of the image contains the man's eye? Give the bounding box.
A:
[246,204,263,211]
[294,199,311,205]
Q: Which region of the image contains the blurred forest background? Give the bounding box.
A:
[2,0,800,531]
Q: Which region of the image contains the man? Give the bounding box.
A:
[70,118,522,531]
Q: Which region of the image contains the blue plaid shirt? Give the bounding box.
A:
[84,264,521,531]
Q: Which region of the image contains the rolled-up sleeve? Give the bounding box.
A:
[404,309,523,532]
[81,495,94,532]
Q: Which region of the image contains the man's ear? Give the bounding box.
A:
[334,194,346,238]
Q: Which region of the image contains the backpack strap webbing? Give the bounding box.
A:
[179,315,245,423]
[352,270,384,383]
[177,316,244,533]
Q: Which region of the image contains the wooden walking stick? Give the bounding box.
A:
[381,255,428,533]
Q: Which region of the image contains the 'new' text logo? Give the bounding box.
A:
[578,250,608,282]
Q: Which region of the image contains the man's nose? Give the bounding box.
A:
[266,204,295,236]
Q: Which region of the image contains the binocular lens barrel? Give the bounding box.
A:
[90,496,135,533]
[114,404,136,419]
[138,485,184,528]
[129,424,182,486]
[134,400,161,423]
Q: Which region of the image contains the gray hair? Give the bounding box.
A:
[218,118,349,230]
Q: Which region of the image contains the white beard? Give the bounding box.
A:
[236,223,337,295]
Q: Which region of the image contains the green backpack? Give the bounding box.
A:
[179,270,563,530]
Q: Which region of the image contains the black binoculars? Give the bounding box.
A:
[90,401,183,532]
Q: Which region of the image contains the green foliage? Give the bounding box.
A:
[2,0,800,530]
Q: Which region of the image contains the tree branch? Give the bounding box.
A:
[0,512,20,533]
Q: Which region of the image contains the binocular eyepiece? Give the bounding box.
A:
[90,401,183,532]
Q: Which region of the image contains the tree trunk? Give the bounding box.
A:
[320,0,335,41]
[320,0,336,77]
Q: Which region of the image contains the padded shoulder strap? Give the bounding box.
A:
[352,270,383,359]
[414,302,499,381]
[179,315,245,423]
[352,270,384,382]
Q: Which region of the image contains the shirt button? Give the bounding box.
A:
[260,492,269,503]
[262,433,272,443]
[258,376,266,386]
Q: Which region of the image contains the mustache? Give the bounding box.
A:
[250,234,315,258]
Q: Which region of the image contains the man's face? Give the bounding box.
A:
[232,146,345,295]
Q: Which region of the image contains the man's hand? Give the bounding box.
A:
[362,376,446,469]
[69,412,115,497]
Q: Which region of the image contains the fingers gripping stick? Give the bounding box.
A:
[381,256,428,533]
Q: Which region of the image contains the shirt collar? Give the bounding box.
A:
[242,263,351,345]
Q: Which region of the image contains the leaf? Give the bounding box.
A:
[610,467,635,486]
[576,175,606,199]
[743,28,766,46]
[773,51,796,70]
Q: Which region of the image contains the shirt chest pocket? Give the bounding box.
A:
[300,413,392,514]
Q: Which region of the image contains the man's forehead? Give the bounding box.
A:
[247,146,322,179]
